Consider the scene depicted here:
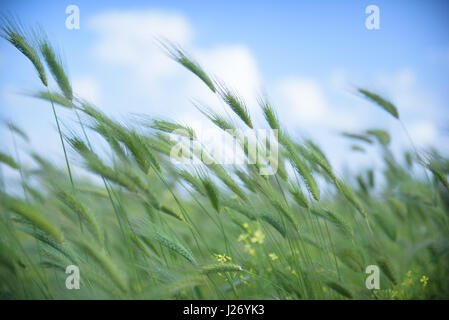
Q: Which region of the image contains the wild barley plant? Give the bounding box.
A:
[0,20,448,300]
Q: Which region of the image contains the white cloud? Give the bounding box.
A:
[86,9,265,167]
[365,68,446,150]
[88,10,261,119]
[373,69,418,111]
[73,76,102,105]
[276,77,327,123]
[85,9,445,172]
[273,76,360,133]
[90,10,192,78]
[89,8,259,100]
[196,45,261,107]
[408,121,437,146]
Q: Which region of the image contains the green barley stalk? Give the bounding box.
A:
[341,132,374,144]
[366,129,391,146]
[75,239,129,293]
[154,232,196,265]
[0,16,47,86]
[358,88,437,204]
[201,263,243,274]
[216,82,253,129]
[0,152,19,170]
[162,41,216,93]
[35,30,76,189]
[38,34,72,100]
[200,176,220,213]
[5,198,64,243]
[56,189,102,242]
[325,281,353,299]
[358,88,399,119]
[427,162,449,192]
[0,21,75,196]
[282,135,320,201]
[33,90,73,109]
[7,121,29,142]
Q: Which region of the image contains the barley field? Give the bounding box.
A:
[0,17,448,300]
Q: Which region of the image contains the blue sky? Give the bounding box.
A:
[1,0,448,177]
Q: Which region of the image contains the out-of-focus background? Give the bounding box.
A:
[1,0,448,177]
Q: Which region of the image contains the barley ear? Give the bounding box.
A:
[358,88,399,119]
[0,16,47,86]
[337,181,367,218]
[336,249,363,272]
[0,152,19,170]
[377,256,397,285]
[283,136,320,201]
[150,119,196,140]
[366,129,391,146]
[341,132,373,144]
[195,102,236,132]
[75,239,129,292]
[201,263,243,274]
[154,232,196,264]
[38,34,73,100]
[200,176,220,213]
[427,162,449,192]
[7,122,29,142]
[259,96,280,130]
[6,197,64,243]
[288,183,309,209]
[33,90,73,108]
[163,41,216,92]
[259,212,286,237]
[163,276,204,297]
[57,189,102,242]
[217,82,253,129]
[325,281,353,299]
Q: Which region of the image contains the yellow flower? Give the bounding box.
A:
[420,275,429,288]
[214,254,226,263]
[391,290,399,298]
[250,229,265,244]
[244,243,256,257]
[239,274,249,285]
[268,253,278,261]
[402,271,414,287]
[238,233,248,242]
[242,223,249,229]
[285,265,298,277]
[214,253,232,263]
[406,279,414,287]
